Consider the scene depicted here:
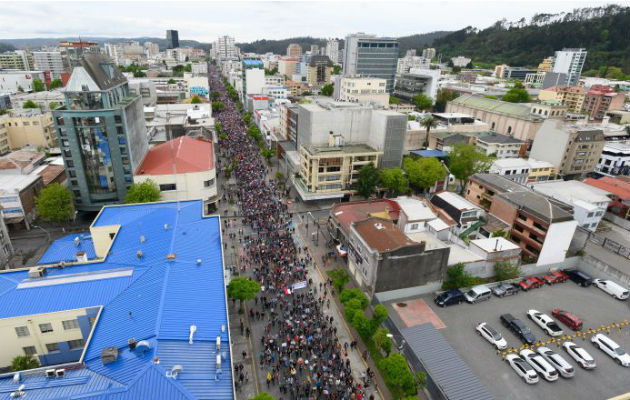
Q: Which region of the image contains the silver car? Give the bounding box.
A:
[537,346,574,378]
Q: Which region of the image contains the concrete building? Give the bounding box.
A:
[0,216,12,266]
[422,48,436,60]
[0,50,33,70]
[134,137,217,213]
[393,196,437,234]
[489,158,558,184]
[306,55,332,86]
[145,103,213,143]
[1,110,56,150]
[325,39,341,64]
[241,59,265,99]
[9,90,65,112]
[338,76,389,106]
[583,176,630,220]
[278,57,298,79]
[530,180,610,231]
[0,173,43,229]
[537,85,586,113]
[475,134,525,158]
[0,119,8,154]
[0,70,47,93]
[396,54,431,74]
[286,43,302,57]
[468,236,521,266]
[347,217,449,294]
[53,53,149,211]
[128,78,157,106]
[0,93,10,111]
[32,51,65,78]
[451,56,471,68]
[596,142,630,176]
[552,48,587,86]
[430,192,484,237]
[446,94,544,142]
[537,57,554,73]
[328,198,401,248]
[166,29,179,49]
[465,173,577,264]
[405,113,489,152]
[494,65,537,80]
[529,100,568,119]
[342,33,399,92]
[213,35,238,60]
[530,119,606,178]
[0,200,233,399]
[393,68,440,102]
[523,72,547,87]
[582,85,626,121]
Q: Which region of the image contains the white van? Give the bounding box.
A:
[464,285,492,304]
[593,279,629,300]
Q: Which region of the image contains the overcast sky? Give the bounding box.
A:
[0,0,621,43]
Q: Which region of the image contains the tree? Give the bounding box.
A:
[420,116,438,147]
[370,304,388,334]
[378,354,417,398]
[35,183,74,222]
[32,79,45,92]
[502,87,531,103]
[125,180,161,204]
[49,101,58,110]
[448,143,493,191]
[228,277,261,312]
[494,261,520,281]
[355,162,379,199]
[212,101,225,112]
[435,89,459,112]
[167,78,176,84]
[249,393,276,400]
[352,311,372,339]
[403,157,445,192]
[243,112,252,124]
[380,168,408,196]
[443,263,478,289]
[184,64,192,72]
[23,100,39,109]
[413,93,432,111]
[211,90,221,101]
[327,268,350,293]
[373,327,393,355]
[191,96,202,104]
[49,78,63,89]
[11,355,39,372]
[320,83,334,96]
[332,65,342,75]
[260,147,276,165]
[389,96,401,105]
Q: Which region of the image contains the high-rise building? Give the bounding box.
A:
[286,43,302,58]
[59,40,99,69]
[32,51,65,78]
[0,50,33,70]
[306,55,332,86]
[52,53,149,211]
[422,48,436,60]
[166,29,180,49]
[342,33,399,93]
[213,35,238,60]
[552,48,587,86]
[310,45,320,55]
[537,57,554,73]
[325,39,341,64]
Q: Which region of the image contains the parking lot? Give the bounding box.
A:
[396,281,630,400]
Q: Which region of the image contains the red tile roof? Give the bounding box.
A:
[583,177,630,201]
[353,217,415,252]
[331,199,401,234]
[135,137,214,176]
[37,165,66,185]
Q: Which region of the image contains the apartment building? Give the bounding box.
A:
[278,57,298,79]
[343,34,399,92]
[552,48,587,86]
[537,85,586,112]
[10,90,65,112]
[583,176,630,220]
[396,54,431,74]
[489,158,558,184]
[1,110,56,149]
[596,142,630,176]
[338,76,389,106]
[475,134,525,158]
[0,50,33,70]
[0,70,47,93]
[286,43,302,57]
[393,68,440,102]
[325,39,341,64]
[582,85,626,120]
[32,51,66,78]
[430,191,484,236]
[537,57,554,73]
[530,119,606,178]
[306,55,332,86]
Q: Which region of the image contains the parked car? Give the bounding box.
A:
[505,354,539,384]
[537,347,575,378]
[434,289,465,307]
[465,285,492,304]
[542,274,557,285]
[520,349,559,381]
[563,341,596,369]
[527,310,564,337]
[565,269,593,287]
[492,283,519,297]
[518,277,544,291]
[591,334,630,367]
[550,270,569,283]
[593,279,629,300]
[552,309,583,331]
[501,313,536,344]
[476,322,507,350]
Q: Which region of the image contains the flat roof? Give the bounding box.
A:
[531,180,611,205]
[434,191,480,211]
[0,200,232,400]
[477,134,524,144]
[393,196,437,221]
[470,237,520,253]
[583,177,630,201]
[410,149,448,158]
[0,173,41,194]
[331,199,401,234]
[305,143,379,155]
[470,173,526,193]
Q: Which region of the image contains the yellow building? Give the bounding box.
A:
[1,111,56,150]
[0,120,9,154]
[537,57,554,73]
[538,86,586,113]
[526,159,559,182]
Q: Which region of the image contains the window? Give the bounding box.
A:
[410,223,419,230]
[62,319,80,330]
[507,126,512,134]
[15,326,30,337]
[46,343,60,352]
[67,339,85,350]
[159,183,177,191]
[88,316,97,327]
[23,346,37,356]
[69,170,76,178]
[39,323,53,333]
[66,160,74,168]
[587,212,594,218]
[114,115,122,124]
[203,178,215,187]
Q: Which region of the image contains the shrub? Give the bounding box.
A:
[378,353,417,398]
[339,288,368,309]
[352,311,372,339]
[494,261,520,281]
[442,263,479,289]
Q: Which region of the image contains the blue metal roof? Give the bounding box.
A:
[38,233,97,265]
[410,149,448,158]
[0,200,232,400]
[242,59,263,67]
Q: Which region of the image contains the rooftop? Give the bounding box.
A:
[0,149,45,173]
[497,190,573,222]
[450,94,544,122]
[136,136,214,175]
[470,237,520,253]
[530,180,612,205]
[0,200,232,400]
[353,217,416,253]
[433,191,480,211]
[410,149,448,158]
[477,134,524,145]
[305,143,379,155]
[470,173,526,193]
[583,177,630,201]
[393,196,437,221]
[331,199,400,234]
[0,173,42,195]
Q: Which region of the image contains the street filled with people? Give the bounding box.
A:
[209,64,372,400]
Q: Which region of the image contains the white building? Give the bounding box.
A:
[0,70,47,93]
[489,158,558,184]
[451,56,471,68]
[475,134,524,159]
[9,90,64,111]
[192,62,208,75]
[134,136,218,214]
[530,180,611,231]
[0,216,13,266]
[422,48,436,60]
[213,35,238,60]
[397,55,431,74]
[325,39,341,64]
[184,74,210,99]
[337,76,389,106]
[32,51,65,78]
[393,196,437,234]
[596,142,630,176]
[128,78,157,106]
[552,48,587,86]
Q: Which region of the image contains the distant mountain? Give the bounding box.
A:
[0,43,15,53]
[0,37,209,51]
[396,31,452,55]
[433,5,630,72]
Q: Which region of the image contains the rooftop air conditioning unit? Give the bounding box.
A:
[76,251,87,262]
[101,347,119,365]
[28,266,45,279]
[45,369,56,378]
[55,369,65,378]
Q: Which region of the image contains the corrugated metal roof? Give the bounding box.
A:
[37,233,97,264]
[0,200,232,400]
[402,323,494,400]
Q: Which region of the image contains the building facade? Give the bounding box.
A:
[338,76,389,106]
[342,34,399,92]
[582,85,626,121]
[552,48,587,86]
[537,85,586,113]
[286,43,302,58]
[52,54,148,211]
[2,110,56,149]
[166,29,179,49]
[393,68,440,102]
[596,142,630,176]
[32,51,66,78]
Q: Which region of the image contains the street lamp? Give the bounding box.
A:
[386,333,406,352]
[31,224,51,244]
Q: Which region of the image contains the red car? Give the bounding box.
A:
[552,309,583,330]
[542,274,557,285]
[518,277,544,291]
[550,270,569,283]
